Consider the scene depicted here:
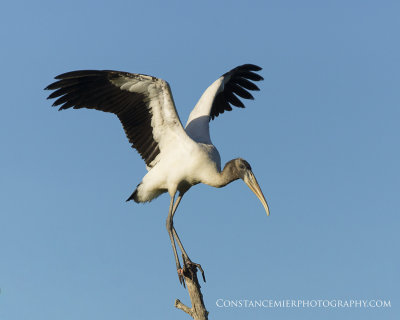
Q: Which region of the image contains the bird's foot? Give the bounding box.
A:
[177,268,186,287]
[182,254,206,283]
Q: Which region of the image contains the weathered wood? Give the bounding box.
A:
[174,260,209,320]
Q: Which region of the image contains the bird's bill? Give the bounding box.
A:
[244,171,270,216]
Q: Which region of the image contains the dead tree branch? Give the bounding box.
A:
[174,259,209,320]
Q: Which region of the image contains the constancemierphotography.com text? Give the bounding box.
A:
[216,298,391,309]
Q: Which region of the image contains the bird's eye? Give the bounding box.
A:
[239,164,245,169]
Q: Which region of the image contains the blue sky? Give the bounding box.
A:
[0,1,399,319]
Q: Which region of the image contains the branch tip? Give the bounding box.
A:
[175,299,192,316]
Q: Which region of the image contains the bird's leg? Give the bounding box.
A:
[170,194,189,259]
[171,193,206,283]
[166,194,184,285]
[173,228,206,283]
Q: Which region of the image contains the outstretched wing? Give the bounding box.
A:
[45,70,186,168]
[185,64,263,143]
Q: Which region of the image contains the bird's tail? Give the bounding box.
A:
[126,182,166,203]
[126,185,140,203]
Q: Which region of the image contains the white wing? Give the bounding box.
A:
[46,70,188,168]
[185,64,263,144]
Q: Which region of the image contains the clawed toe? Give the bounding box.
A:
[177,268,186,287]
[182,254,206,283]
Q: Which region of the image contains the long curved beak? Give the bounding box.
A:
[244,171,270,216]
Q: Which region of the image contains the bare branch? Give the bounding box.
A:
[174,262,209,320]
[175,299,193,316]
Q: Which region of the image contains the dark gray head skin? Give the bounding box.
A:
[235,158,252,178]
[222,158,251,180]
[223,158,270,216]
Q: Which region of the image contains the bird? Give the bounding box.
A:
[45,64,270,285]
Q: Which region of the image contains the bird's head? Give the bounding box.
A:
[233,158,270,216]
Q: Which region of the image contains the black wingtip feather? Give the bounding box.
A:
[229,83,254,100]
[209,63,263,120]
[54,70,105,80]
[240,64,262,71]
[235,77,260,91]
[238,71,264,81]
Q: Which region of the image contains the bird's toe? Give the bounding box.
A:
[182,255,206,283]
[177,268,186,287]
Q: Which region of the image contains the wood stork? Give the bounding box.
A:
[45,64,270,284]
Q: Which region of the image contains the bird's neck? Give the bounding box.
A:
[211,160,239,188]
